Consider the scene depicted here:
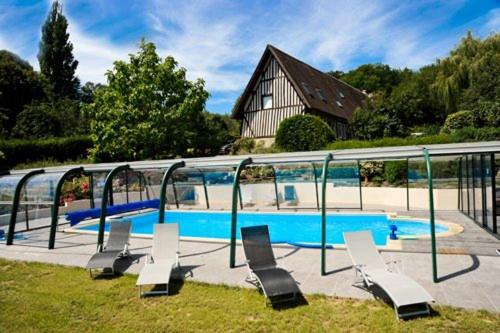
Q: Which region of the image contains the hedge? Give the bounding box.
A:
[0,136,92,170]
[325,127,500,150]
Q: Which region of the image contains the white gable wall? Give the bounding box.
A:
[241,57,305,138]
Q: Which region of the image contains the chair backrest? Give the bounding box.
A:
[241,225,277,271]
[343,231,387,271]
[152,223,179,261]
[105,220,131,251]
[284,185,295,201]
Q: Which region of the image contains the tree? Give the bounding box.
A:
[38,0,79,100]
[0,50,46,135]
[12,103,60,139]
[80,82,104,104]
[85,40,209,161]
[331,64,404,95]
[275,114,335,151]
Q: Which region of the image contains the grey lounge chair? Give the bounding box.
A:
[87,220,131,277]
[343,231,434,319]
[241,225,300,305]
[136,223,180,297]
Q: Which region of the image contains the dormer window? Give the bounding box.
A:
[316,89,327,102]
[336,100,343,107]
[262,94,273,109]
[339,91,345,98]
[301,82,314,96]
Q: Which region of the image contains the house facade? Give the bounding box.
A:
[233,45,366,144]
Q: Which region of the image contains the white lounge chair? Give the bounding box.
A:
[136,223,180,297]
[343,231,434,319]
[86,221,131,278]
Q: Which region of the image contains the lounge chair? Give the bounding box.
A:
[86,220,131,277]
[241,225,300,305]
[284,185,298,206]
[343,231,434,319]
[136,223,180,297]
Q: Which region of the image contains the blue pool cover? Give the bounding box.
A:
[78,210,448,246]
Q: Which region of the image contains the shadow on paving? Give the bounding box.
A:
[437,254,480,282]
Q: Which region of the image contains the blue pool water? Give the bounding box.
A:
[78,211,449,246]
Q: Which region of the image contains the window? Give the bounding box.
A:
[262,95,273,109]
[339,91,345,98]
[316,89,327,102]
[301,82,314,96]
[336,100,343,107]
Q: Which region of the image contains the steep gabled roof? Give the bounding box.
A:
[233,45,366,120]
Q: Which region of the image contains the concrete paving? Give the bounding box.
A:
[1,225,499,313]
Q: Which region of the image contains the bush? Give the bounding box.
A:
[232,137,256,154]
[275,115,335,151]
[441,110,476,133]
[384,161,407,185]
[472,100,500,128]
[0,136,92,170]
[12,103,60,139]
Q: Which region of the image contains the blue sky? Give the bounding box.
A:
[0,0,498,114]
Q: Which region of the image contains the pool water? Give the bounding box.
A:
[78,211,448,246]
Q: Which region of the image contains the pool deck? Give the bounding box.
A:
[1,210,499,313]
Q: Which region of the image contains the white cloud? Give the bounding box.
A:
[486,8,500,31]
[67,23,134,84]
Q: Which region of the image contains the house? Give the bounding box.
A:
[232,45,366,145]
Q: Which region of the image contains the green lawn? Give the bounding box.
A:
[0,259,499,333]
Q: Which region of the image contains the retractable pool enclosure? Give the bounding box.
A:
[1,141,499,283]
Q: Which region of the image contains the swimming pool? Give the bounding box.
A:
[77,211,449,246]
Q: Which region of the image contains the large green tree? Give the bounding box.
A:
[38,0,79,99]
[329,64,405,95]
[0,50,45,136]
[85,41,209,161]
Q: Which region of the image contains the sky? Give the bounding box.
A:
[0,1,499,114]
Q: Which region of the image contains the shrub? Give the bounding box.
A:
[275,115,335,151]
[0,136,92,170]
[384,161,407,186]
[472,100,500,128]
[12,103,60,139]
[232,137,255,154]
[441,110,476,133]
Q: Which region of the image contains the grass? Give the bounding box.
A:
[0,259,499,332]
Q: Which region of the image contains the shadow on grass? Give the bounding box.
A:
[271,293,309,310]
[91,253,145,279]
[361,284,438,320]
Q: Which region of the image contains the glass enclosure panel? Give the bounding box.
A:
[473,155,483,224]
[23,173,64,203]
[91,172,108,207]
[467,155,475,219]
[483,154,493,230]
[328,161,360,209]
[274,163,318,209]
[0,174,23,216]
[15,172,64,231]
[460,156,469,214]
